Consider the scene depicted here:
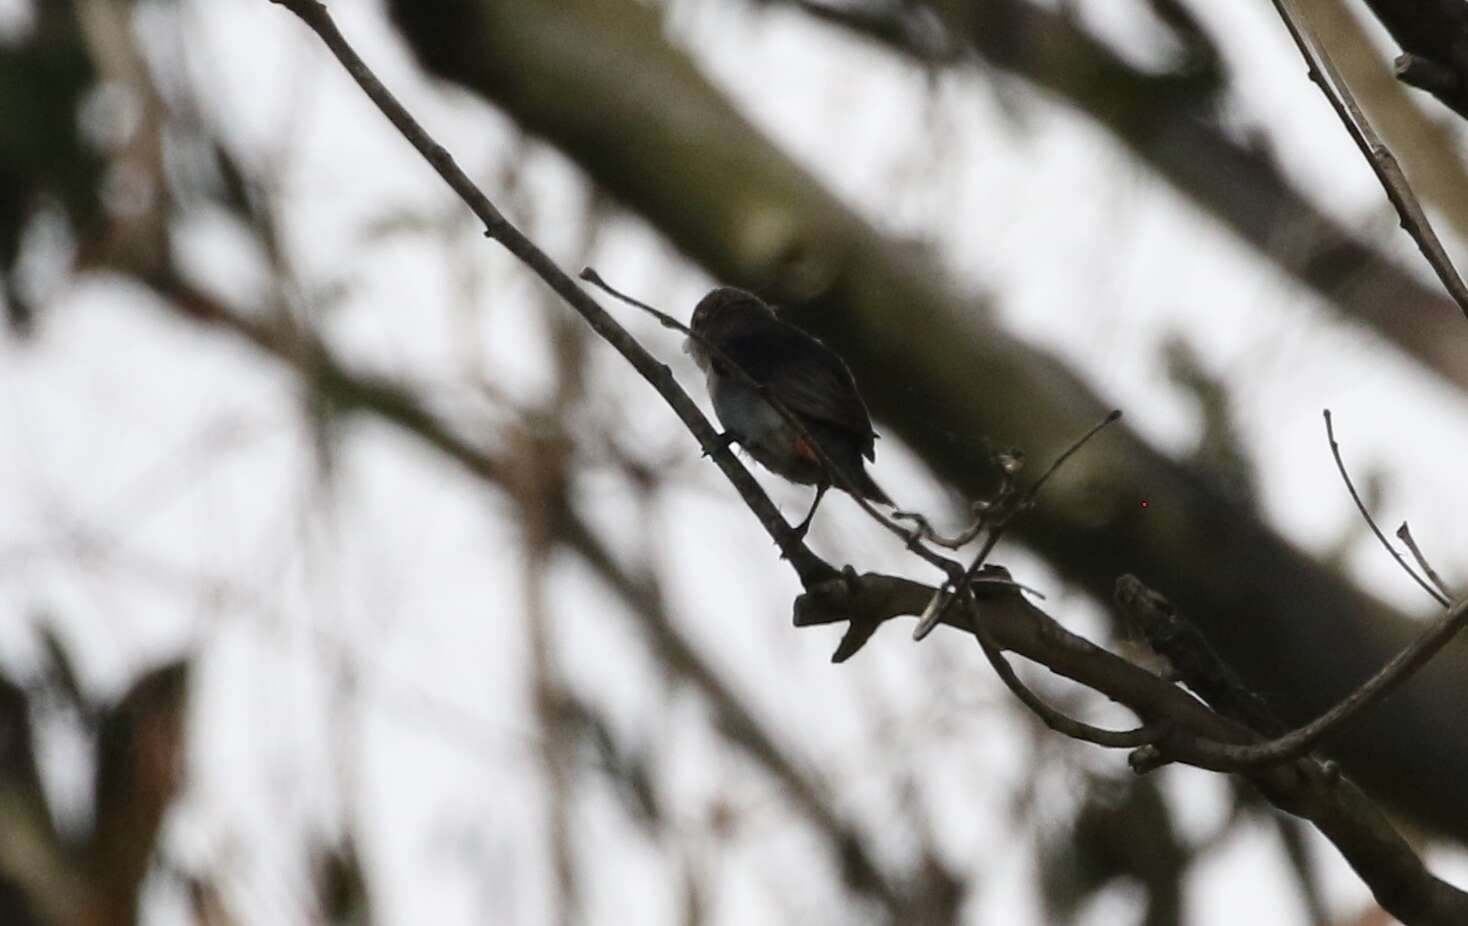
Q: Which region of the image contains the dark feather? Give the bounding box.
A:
[716,315,879,460]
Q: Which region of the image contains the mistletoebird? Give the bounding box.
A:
[685,287,891,535]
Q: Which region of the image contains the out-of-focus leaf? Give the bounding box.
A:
[187,874,237,926]
[0,670,86,925]
[0,879,42,926]
[570,695,661,829]
[36,623,89,720]
[0,1,101,336]
[1164,335,1256,507]
[89,659,190,926]
[1040,775,1187,926]
[314,835,372,926]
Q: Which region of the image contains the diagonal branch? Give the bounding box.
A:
[265,0,836,587]
[1270,0,1468,320]
[1117,575,1468,772]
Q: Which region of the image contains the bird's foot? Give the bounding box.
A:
[784,483,827,547]
[774,513,815,561]
[702,431,738,458]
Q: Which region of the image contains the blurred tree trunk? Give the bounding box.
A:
[804,0,1468,399]
[384,0,1468,842]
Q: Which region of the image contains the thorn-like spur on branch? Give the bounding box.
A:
[1394,53,1468,120]
[1325,410,1451,608]
[910,409,1122,641]
[795,570,1468,923]
[580,267,966,581]
[1267,0,1468,321]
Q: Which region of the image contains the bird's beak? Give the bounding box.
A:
[683,335,706,370]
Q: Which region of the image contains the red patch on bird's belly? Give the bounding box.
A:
[793,436,820,462]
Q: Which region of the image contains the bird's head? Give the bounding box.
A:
[685,287,775,370]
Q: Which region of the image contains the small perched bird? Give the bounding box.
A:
[685,287,890,535]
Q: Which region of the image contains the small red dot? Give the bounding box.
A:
[1140,499,1150,509]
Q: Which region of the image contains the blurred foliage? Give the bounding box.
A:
[1041,775,1187,926]
[314,836,373,926]
[0,0,100,335]
[0,644,189,926]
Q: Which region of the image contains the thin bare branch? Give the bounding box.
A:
[1028,410,1125,499]
[264,0,837,586]
[1206,594,1468,769]
[1269,0,1468,320]
[1324,410,1450,607]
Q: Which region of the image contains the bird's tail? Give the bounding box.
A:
[854,466,892,507]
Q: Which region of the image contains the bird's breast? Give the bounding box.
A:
[707,372,820,485]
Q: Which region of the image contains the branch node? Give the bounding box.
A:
[1129,744,1166,775]
[1394,53,1460,97]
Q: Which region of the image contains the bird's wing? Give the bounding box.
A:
[720,319,879,460]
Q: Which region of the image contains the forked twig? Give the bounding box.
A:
[1324,410,1450,608]
[1397,522,1457,601]
[911,410,1122,640]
